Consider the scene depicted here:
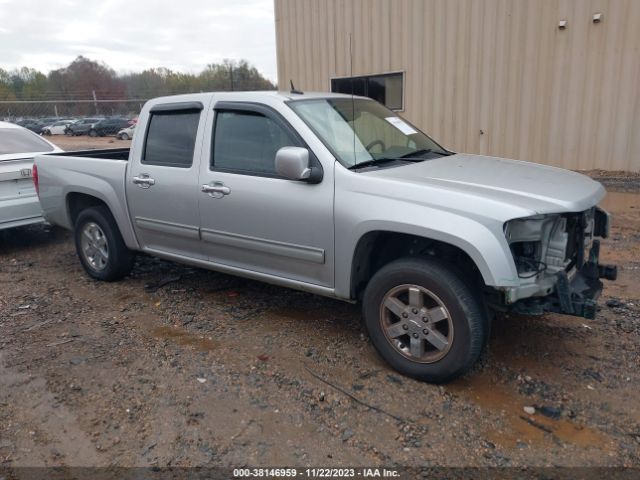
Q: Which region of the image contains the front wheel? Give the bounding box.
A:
[88,129,98,137]
[362,257,487,383]
[74,206,134,281]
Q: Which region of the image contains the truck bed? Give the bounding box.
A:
[35,149,133,241]
[46,148,130,161]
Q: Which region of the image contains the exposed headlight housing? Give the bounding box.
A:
[505,207,606,282]
[504,214,568,279]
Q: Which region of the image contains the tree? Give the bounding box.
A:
[198,59,275,92]
[0,69,16,101]
[47,56,126,100]
[0,57,276,118]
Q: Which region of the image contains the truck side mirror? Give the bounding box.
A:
[275,147,311,181]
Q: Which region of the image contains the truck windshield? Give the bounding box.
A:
[288,98,448,169]
[0,128,55,156]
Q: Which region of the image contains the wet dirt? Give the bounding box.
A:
[601,191,640,213]
[449,372,614,451]
[0,184,639,468]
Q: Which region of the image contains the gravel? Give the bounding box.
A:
[1,187,639,468]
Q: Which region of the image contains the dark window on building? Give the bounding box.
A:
[142,111,200,168]
[212,110,296,175]
[331,72,403,110]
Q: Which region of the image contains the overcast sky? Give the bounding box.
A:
[0,0,278,81]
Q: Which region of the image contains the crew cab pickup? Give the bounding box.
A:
[34,91,616,382]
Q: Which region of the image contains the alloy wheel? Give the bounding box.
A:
[379,284,454,363]
[80,222,109,271]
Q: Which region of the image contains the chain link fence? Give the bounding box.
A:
[0,99,147,122]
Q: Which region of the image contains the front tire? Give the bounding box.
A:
[74,206,134,281]
[88,129,98,137]
[362,257,487,383]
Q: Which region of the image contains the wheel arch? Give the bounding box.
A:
[67,192,108,225]
[64,190,139,250]
[344,226,518,301]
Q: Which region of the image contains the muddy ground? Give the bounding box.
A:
[0,138,639,469]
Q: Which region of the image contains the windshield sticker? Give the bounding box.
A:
[385,117,418,135]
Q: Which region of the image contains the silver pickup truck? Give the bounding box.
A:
[34,91,616,383]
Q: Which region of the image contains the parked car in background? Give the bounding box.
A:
[88,118,132,137]
[42,119,76,136]
[116,124,135,140]
[65,118,101,136]
[0,121,62,230]
[41,117,60,125]
[22,120,47,134]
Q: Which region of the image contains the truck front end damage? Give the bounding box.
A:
[498,207,616,319]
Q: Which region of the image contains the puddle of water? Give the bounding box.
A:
[151,325,218,352]
[600,191,640,213]
[448,374,612,450]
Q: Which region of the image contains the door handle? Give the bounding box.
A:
[132,174,156,189]
[201,182,231,198]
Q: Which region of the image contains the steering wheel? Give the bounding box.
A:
[365,139,386,152]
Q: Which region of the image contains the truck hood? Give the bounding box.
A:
[365,153,606,217]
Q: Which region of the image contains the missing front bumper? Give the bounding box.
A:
[512,240,616,320]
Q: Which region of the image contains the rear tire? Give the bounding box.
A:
[362,257,487,383]
[74,206,134,281]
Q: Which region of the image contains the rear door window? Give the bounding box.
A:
[142,111,200,168]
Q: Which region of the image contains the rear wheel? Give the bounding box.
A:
[362,257,487,383]
[74,206,134,281]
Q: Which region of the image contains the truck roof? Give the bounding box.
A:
[0,121,22,129]
[148,90,367,104]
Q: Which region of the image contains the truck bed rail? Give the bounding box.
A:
[43,148,130,161]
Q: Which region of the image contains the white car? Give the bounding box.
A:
[0,121,62,230]
[116,124,135,140]
[42,119,75,136]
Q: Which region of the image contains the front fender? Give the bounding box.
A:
[334,199,520,299]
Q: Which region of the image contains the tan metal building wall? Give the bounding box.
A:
[274,0,640,172]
